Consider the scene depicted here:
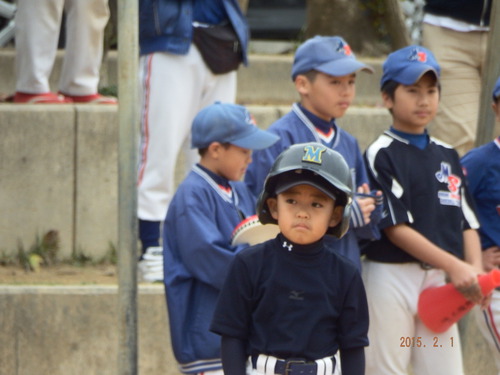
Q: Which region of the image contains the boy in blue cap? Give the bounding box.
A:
[362,46,486,375]
[162,102,279,375]
[461,76,500,374]
[245,35,383,270]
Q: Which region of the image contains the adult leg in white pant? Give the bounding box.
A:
[15,0,65,94]
[59,0,110,96]
[137,44,236,253]
[14,0,113,103]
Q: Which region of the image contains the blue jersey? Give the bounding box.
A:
[210,234,369,360]
[461,137,500,249]
[163,164,256,373]
[245,103,380,268]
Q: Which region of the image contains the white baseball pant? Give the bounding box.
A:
[137,44,236,221]
[15,0,110,95]
[362,260,464,375]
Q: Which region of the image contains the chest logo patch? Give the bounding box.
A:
[289,290,304,301]
[435,162,461,207]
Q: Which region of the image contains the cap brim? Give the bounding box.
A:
[316,58,374,76]
[231,128,280,150]
[275,179,337,201]
[398,65,439,85]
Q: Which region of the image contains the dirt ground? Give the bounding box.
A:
[0,263,118,285]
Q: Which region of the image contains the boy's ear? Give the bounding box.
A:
[266,197,279,220]
[207,142,222,158]
[381,91,394,110]
[294,75,310,96]
[492,101,500,122]
[329,206,343,228]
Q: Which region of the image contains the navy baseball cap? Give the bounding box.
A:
[291,35,374,80]
[493,76,500,100]
[381,45,440,88]
[191,102,279,150]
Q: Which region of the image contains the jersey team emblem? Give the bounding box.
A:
[435,162,461,207]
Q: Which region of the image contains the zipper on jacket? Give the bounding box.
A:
[153,0,161,35]
[480,0,490,27]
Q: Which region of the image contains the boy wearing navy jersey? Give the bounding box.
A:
[162,102,279,375]
[461,76,500,373]
[244,35,382,269]
[211,143,369,375]
[362,46,486,375]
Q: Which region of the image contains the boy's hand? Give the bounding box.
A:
[482,246,500,272]
[448,260,486,306]
[355,184,383,225]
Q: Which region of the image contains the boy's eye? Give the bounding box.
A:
[312,202,323,208]
[285,198,296,204]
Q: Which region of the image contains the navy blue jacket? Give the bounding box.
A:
[163,165,256,373]
[139,0,249,65]
[424,0,491,27]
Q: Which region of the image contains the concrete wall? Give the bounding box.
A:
[0,285,496,375]
[0,285,176,375]
[0,104,119,259]
[0,103,390,259]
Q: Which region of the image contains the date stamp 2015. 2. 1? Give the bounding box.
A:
[400,336,455,348]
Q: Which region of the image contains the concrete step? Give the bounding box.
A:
[0,285,495,375]
[0,47,384,106]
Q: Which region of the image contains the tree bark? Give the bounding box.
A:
[305,0,390,56]
[382,0,410,49]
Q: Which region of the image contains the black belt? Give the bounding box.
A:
[251,355,334,375]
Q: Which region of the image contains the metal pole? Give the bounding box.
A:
[476,0,500,147]
[117,0,139,373]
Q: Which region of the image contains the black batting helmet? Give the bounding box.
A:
[256,142,353,238]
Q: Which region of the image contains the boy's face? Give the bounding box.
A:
[492,99,500,122]
[266,184,342,245]
[296,72,356,121]
[382,73,439,134]
[208,143,253,181]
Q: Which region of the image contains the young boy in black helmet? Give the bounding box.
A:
[210,142,369,375]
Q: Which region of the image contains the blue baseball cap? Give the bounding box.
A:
[493,76,500,100]
[381,45,440,88]
[291,35,374,80]
[191,102,279,150]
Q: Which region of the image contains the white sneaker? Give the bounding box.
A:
[138,246,164,283]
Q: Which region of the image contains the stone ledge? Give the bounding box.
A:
[0,285,177,375]
[0,49,385,106]
[0,285,495,375]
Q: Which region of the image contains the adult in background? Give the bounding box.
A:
[137,0,249,282]
[422,0,491,156]
[13,0,116,104]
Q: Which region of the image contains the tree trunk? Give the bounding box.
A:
[305,0,390,56]
[382,0,410,49]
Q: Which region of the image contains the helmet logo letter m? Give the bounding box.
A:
[302,145,326,164]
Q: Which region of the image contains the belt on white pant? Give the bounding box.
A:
[251,354,335,375]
